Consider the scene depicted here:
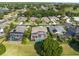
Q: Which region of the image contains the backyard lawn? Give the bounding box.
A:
[1,41,38,56]
[1,41,79,56]
[61,43,79,56]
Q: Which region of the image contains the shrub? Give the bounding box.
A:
[22,38,30,44]
[0,44,6,55]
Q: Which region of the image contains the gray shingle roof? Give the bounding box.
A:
[49,25,66,35]
[11,25,26,33]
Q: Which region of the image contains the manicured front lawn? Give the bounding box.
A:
[2,41,38,56]
[61,43,79,56]
[1,41,79,56]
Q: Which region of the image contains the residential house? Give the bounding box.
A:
[63,16,69,20]
[64,23,73,28]
[48,16,59,25]
[57,15,61,18]
[41,5,48,10]
[41,17,50,23]
[33,6,38,10]
[75,26,79,41]
[31,26,47,42]
[0,19,10,28]
[9,25,26,41]
[17,17,27,22]
[48,25,66,40]
[66,25,76,36]
[64,16,73,28]
[49,25,66,35]
[0,19,6,24]
[30,17,38,22]
[73,17,79,22]
[49,16,59,21]
[0,8,9,13]
[65,17,72,24]
[0,28,4,36]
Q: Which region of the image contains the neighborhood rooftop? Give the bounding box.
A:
[30,17,38,21]
[49,25,66,35]
[73,17,79,22]
[11,25,26,33]
[76,26,79,33]
[31,26,47,33]
[49,16,59,21]
[17,16,27,21]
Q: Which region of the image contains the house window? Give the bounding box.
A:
[17,35,19,37]
[32,36,37,38]
[76,35,79,39]
[38,34,41,37]
[1,32,3,34]
[53,29,57,33]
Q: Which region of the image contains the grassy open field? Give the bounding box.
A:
[0,40,79,56]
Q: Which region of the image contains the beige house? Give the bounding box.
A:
[30,17,38,22]
[41,17,50,23]
[48,16,59,25]
[31,26,47,42]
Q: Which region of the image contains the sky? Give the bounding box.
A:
[0,0,79,3]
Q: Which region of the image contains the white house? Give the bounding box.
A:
[66,18,72,24]
[73,17,79,22]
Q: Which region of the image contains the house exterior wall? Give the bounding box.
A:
[9,32,23,41]
[75,26,79,41]
[31,31,47,41]
[75,33,79,41]
[0,32,5,36]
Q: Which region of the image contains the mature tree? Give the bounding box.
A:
[35,19,42,25]
[35,36,63,56]
[22,28,31,44]
[4,26,9,34]
[24,28,31,38]
[9,22,15,30]
[4,26,11,40]
[0,13,4,19]
[4,23,15,40]
[22,37,30,44]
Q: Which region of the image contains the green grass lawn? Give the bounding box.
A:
[2,41,38,56]
[1,41,79,56]
[61,43,79,56]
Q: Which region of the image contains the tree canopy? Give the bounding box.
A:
[35,36,63,56]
